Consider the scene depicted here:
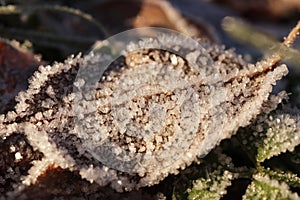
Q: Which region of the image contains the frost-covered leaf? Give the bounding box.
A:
[237,106,300,163]
[243,173,300,200]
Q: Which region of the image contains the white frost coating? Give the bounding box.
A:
[0,28,290,195]
[75,31,288,189]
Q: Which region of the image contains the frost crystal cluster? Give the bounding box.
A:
[0,30,292,195]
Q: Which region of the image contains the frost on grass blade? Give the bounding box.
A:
[187,148,239,200]
[237,104,300,163]
[188,170,234,200]
[259,167,300,189]
[243,173,300,200]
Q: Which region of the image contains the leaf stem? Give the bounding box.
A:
[222,17,300,67]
